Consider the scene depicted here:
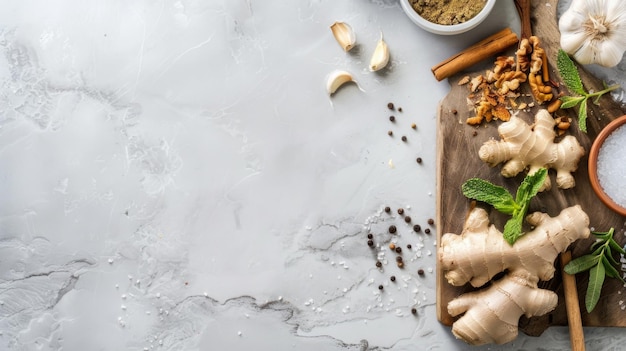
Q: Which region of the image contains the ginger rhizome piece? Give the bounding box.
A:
[440,205,590,345]
[478,109,584,191]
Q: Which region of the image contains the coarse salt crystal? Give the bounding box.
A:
[597,124,626,207]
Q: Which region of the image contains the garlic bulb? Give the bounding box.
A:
[369,33,389,72]
[326,70,357,95]
[559,0,626,67]
[330,22,356,52]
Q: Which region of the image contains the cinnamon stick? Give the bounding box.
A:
[431,28,519,81]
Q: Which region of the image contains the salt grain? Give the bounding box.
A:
[597,124,626,207]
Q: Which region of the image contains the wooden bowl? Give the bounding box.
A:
[588,115,626,217]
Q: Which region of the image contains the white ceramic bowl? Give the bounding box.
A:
[400,0,496,35]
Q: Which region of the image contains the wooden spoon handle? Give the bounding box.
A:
[560,251,586,351]
[514,0,532,39]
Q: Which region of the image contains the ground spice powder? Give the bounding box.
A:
[410,0,486,25]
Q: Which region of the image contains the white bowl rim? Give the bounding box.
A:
[400,0,496,35]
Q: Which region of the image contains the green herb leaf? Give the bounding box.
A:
[557,49,586,95]
[559,95,585,109]
[515,168,547,205]
[461,178,517,215]
[564,254,601,275]
[578,98,588,133]
[601,255,623,282]
[503,217,523,245]
[586,262,605,313]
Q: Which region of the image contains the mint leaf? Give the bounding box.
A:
[557,49,586,95]
[564,254,600,275]
[503,217,523,245]
[462,178,517,214]
[515,168,547,204]
[586,262,605,313]
[559,95,585,109]
[578,98,588,133]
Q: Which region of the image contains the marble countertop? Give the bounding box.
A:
[1,0,625,350]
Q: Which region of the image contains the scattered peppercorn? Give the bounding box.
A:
[472,130,478,137]
[428,218,434,225]
[416,157,422,164]
[367,233,373,239]
[404,216,411,223]
[384,206,391,213]
[389,115,395,122]
[397,208,404,215]
[390,276,396,282]
[418,269,425,275]
[425,228,431,234]
[398,107,403,112]
[395,247,402,254]
[411,123,416,129]
[396,256,403,262]
[389,225,397,234]
[387,102,394,110]
[397,261,404,268]
[401,135,407,142]
[413,224,421,232]
[367,239,374,247]
[389,242,396,250]
[376,261,382,268]
[407,244,412,249]
[411,307,417,314]
[388,130,393,136]
[451,109,458,114]
[378,284,384,290]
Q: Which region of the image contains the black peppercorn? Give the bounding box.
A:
[378,284,384,290]
[407,244,412,249]
[367,233,373,239]
[376,261,382,268]
[398,107,403,112]
[384,206,391,213]
[411,307,417,314]
[389,225,397,234]
[367,239,374,247]
[416,157,422,164]
[387,130,393,136]
[395,247,402,254]
[413,224,421,232]
[396,256,403,262]
[404,216,411,223]
[389,115,395,122]
[418,269,425,276]
[425,228,431,234]
[397,208,404,215]
[401,136,407,142]
[390,276,396,282]
[387,102,394,110]
[427,218,434,225]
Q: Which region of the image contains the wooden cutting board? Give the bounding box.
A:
[436,0,626,336]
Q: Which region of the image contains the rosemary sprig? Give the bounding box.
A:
[564,228,625,313]
[556,49,620,133]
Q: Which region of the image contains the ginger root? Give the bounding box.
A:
[478,109,584,191]
[440,205,590,345]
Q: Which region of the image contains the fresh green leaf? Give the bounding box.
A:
[503,217,523,245]
[559,95,585,109]
[462,178,517,214]
[564,254,601,275]
[557,49,586,95]
[515,168,548,205]
[578,98,588,133]
[586,262,605,313]
[608,238,625,255]
[601,255,624,283]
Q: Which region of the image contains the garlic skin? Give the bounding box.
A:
[330,22,356,52]
[369,33,389,72]
[559,0,626,67]
[326,70,356,95]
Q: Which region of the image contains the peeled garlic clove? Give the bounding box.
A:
[326,70,356,95]
[330,22,356,52]
[369,33,389,72]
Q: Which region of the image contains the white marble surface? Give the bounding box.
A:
[1,1,626,350]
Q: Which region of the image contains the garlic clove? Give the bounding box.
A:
[369,33,389,72]
[326,70,357,95]
[330,22,356,52]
